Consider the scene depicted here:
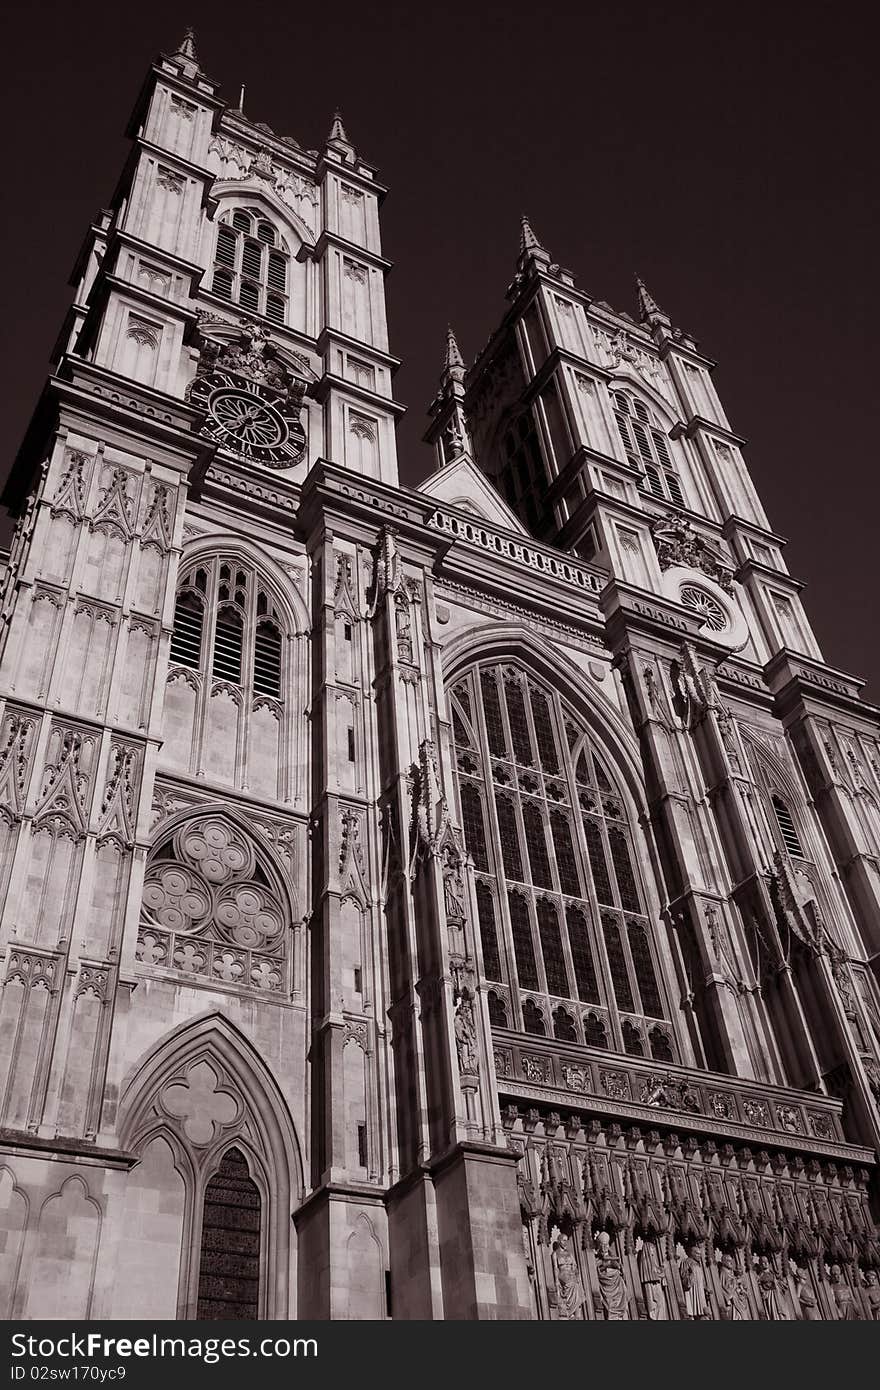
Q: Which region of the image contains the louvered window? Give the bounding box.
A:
[212,606,244,683]
[611,390,686,507]
[167,558,290,787]
[210,208,289,325]
[170,591,204,668]
[253,619,282,697]
[772,795,804,857]
[450,661,674,1051]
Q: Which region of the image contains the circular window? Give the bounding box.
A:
[679,584,728,632]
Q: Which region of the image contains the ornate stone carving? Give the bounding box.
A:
[776,1104,803,1134]
[742,1097,770,1127]
[561,1063,591,1093]
[412,739,451,859]
[160,1059,239,1145]
[522,1055,551,1084]
[650,515,734,592]
[138,813,288,993]
[600,1069,630,1100]
[192,320,307,414]
[639,1074,702,1113]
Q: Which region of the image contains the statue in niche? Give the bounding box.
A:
[441,844,466,920]
[551,1232,585,1320]
[637,1236,667,1320]
[678,1241,709,1319]
[829,1265,858,1319]
[862,1269,880,1319]
[394,593,414,663]
[790,1261,821,1320]
[595,1231,629,1320]
[719,1253,750,1320]
[756,1256,788,1320]
[453,979,478,1075]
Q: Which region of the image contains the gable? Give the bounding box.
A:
[416,456,529,535]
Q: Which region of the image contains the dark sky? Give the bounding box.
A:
[3,3,877,696]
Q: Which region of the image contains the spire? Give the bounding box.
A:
[425,326,472,469]
[326,109,356,162]
[636,276,668,326]
[167,26,203,80]
[174,27,199,63]
[328,110,350,145]
[519,215,545,258]
[510,214,553,292]
[444,326,464,374]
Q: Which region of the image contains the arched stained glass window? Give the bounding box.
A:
[449,661,673,1052]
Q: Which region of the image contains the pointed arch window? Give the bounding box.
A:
[450,662,674,1052]
[211,208,289,326]
[611,391,685,507]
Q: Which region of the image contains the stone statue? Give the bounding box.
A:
[551,1233,585,1320]
[637,1236,667,1320]
[453,983,478,1075]
[863,1269,880,1319]
[790,1261,821,1320]
[678,1240,709,1319]
[829,1265,859,1319]
[595,1231,629,1320]
[756,1256,788,1320]
[442,845,466,920]
[719,1253,750,1320]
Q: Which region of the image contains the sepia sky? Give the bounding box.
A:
[2,2,877,696]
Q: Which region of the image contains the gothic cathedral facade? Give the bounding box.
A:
[1,32,880,1322]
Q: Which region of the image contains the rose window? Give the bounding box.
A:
[679,584,728,632]
[137,813,289,993]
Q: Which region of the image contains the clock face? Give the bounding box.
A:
[190,373,306,468]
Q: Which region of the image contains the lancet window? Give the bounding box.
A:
[449,663,674,1057]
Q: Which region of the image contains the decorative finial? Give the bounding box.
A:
[444,326,464,373]
[328,110,350,145]
[174,27,200,64]
[519,214,544,256]
[636,276,667,324]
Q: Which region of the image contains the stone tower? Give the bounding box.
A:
[1,36,879,1322]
